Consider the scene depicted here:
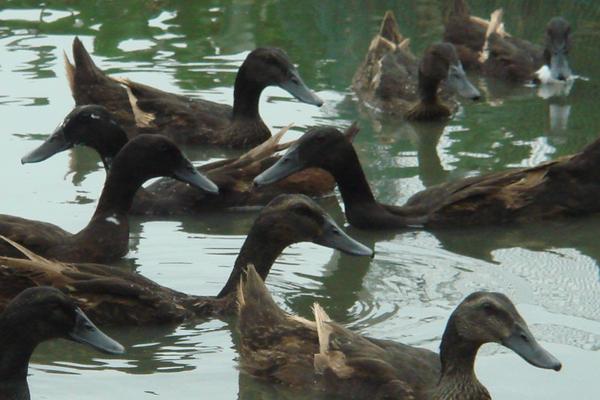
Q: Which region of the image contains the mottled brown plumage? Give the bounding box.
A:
[255,126,600,229]
[238,266,561,399]
[0,194,372,326]
[65,38,322,149]
[352,11,480,120]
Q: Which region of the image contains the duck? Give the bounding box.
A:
[444,0,572,84]
[64,37,323,149]
[352,10,480,121]
[0,286,124,400]
[237,264,561,399]
[0,194,373,326]
[21,105,339,216]
[254,125,600,229]
[2,134,218,263]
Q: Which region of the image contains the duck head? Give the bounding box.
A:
[543,17,572,81]
[442,292,562,371]
[420,42,481,101]
[236,47,323,107]
[111,135,219,194]
[21,105,127,169]
[254,127,347,186]
[1,286,124,354]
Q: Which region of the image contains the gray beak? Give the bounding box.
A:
[502,324,562,371]
[446,64,481,100]
[173,159,219,194]
[549,50,571,81]
[69,307,125,355]
[315,215,373,257]
[279,69,323,107]
[21,126,73,164]
[254,143,303,187]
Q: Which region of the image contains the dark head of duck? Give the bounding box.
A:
[233,47,323,119]
[0,287,123,398]
[543,17,572,81]
[438,291,561,391]
[419,42,481,105]
[21,105,127,170]
[217,193,373,298]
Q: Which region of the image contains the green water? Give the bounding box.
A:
[0,1,599,399]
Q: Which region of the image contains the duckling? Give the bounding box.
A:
[2,135,217,263]
[444,0,572,84]
[353,11,480,120]
[64,37,323,149]
[0,194,372,325]
[254,125,600,228]
[237,265,561,399]
[0,286,123,400]
[21,105,337,216]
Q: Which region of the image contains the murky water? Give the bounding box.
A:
[1,1,599,399]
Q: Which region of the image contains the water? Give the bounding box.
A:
[1,1,599,399]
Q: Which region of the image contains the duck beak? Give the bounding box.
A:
[21,125,73,164]
[315,215,373,257]
[173,158,219,194]
[279,69,324,107]
[69,307,125,355]
[447,64,481,101]
[502,323,562,371]
[549,49,571,81]
[254,143,304,187]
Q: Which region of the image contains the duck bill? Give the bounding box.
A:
[69,308,125,355]
[315,216,373,257]
[173,159,219,194]
[447,64,481,100]
[550,51,571,81]
[21,126,73,164]
[502,324,562,371]
[279,69,324,107]
[254,144,303,187]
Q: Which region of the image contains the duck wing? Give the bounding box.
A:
[0,215,71,258]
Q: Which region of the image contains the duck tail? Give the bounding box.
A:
[449,0,471,19]
[378,11,404,45]
[343,122,361,143]
[237,264,288,325]
[71,37,106,83]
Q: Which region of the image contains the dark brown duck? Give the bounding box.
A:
[21,105,337,216]
[444,0,572,84]
[0,195,372,326]
[3,135,217,263]
[353,11,480,120]
[254,125,600,229]
[238,265,561,399]
[0,286,123,400]
[65,37,323,148]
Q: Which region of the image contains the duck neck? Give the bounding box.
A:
[434,321,490,400]
[418,71,441,105]
[232,64,265,120]
[328,144,378,210]
[92,165,144,219]
[217,221,288,298]
[0,316,36,396]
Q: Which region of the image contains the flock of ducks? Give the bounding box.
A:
[1,1,587,399]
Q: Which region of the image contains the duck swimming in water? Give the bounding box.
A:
[0,195,372,325]
[2,135,217,263]
[21,105,338,216]
[353,11,480,120]
[255,125,600,229]
[444,0,572,85]
[65,37,323,148]
[0,286,123,400]
[237,265,561,399]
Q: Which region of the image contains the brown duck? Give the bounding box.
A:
[254,125,600,229]
[65,37,323,148]
[237,264,561,399]
[0,195,372,326]
[353,11,480,120]
[21,105,338,216]
[444,0,572,84]
[1,135,217,263]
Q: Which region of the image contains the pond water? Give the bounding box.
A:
[1,0,599,399]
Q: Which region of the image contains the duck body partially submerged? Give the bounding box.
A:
[353,11,480,121]
[66,38,322,149]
